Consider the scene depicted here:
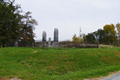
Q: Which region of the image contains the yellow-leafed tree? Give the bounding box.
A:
[103,24,117,44]
[116,23,120,42]
[72,34,79,43]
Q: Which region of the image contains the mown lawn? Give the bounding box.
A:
[0,47,120,80]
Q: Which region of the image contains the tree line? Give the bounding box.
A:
[72,23,120,45]
[0,0,37,47]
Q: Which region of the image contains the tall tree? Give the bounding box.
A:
[94,29,105,44]
[19,12,38,41]
[0,0,21,47]
[116,23,120,43]
[103,24,117,44]
[0,0,37,47]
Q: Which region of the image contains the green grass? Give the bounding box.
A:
[0,47,120,80]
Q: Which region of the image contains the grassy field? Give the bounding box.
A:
[0,47,120,80]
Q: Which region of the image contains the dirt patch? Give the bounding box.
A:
[10,77,21,80]
[33,51,38,53]
[0,77,21,80]
[0,77,10,80]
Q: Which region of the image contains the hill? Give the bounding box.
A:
[0,47,120,80]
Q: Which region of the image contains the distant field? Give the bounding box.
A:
[0,47,120,80]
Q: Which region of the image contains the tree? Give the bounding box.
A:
[94,29,105,44]
[0,0,21,47]
[80,38,84,42]
[79,33,85,42]
[116,23,120,43]
[83,34,86,42]
[85,33,96,44]
[0,0,4,3]
[19,12,38,41]
[103,24,117,44]
[72,34,79,43]
[0,0,37,47]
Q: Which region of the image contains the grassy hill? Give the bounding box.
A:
[0,47,120,80]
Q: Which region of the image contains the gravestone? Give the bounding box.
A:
[52,28,60,47]
[14,41,18,47]
[32,42,34,47]
[48,38,51,47]
[40,31,47,47]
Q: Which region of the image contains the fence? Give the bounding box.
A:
[6,41,99,48]
[35,41,99,48]
[6,41,35,47]
[59,42,99,48]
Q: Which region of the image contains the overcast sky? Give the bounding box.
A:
[15,0,120,41]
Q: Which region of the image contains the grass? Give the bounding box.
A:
[0,47,120,80]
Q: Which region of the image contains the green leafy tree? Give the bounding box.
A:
[85,33,96,44]
[0,0,37,47]
[94,29,105,44]
[83,34,86,42]
[0,0,21,47]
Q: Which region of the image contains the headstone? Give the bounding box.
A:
[54,28,58,42]
[32,42,34,47]
[14,41,18,47]
[52,28,60,47]
[40,31,47,47]
[73,46,75,49]
[48,38,51,47]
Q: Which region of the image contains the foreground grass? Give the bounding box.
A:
[0,47,120,80]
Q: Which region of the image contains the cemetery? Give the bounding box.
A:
[5,28,99,48]
[40,28,60,47]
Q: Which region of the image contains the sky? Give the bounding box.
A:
[15,0,120,41]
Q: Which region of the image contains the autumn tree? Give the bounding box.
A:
[79,33,85,42]
[79,38,84,42]
[72,34,79,43]
[116,23,120,43]
[103,24,117,44]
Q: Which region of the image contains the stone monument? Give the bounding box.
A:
[48,38,51,47]
[32,42,34,47]
[14,41,18,47]
[52,28,59,47]
[40,31,47,47]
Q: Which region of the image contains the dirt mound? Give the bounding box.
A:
[0,77,21,80]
